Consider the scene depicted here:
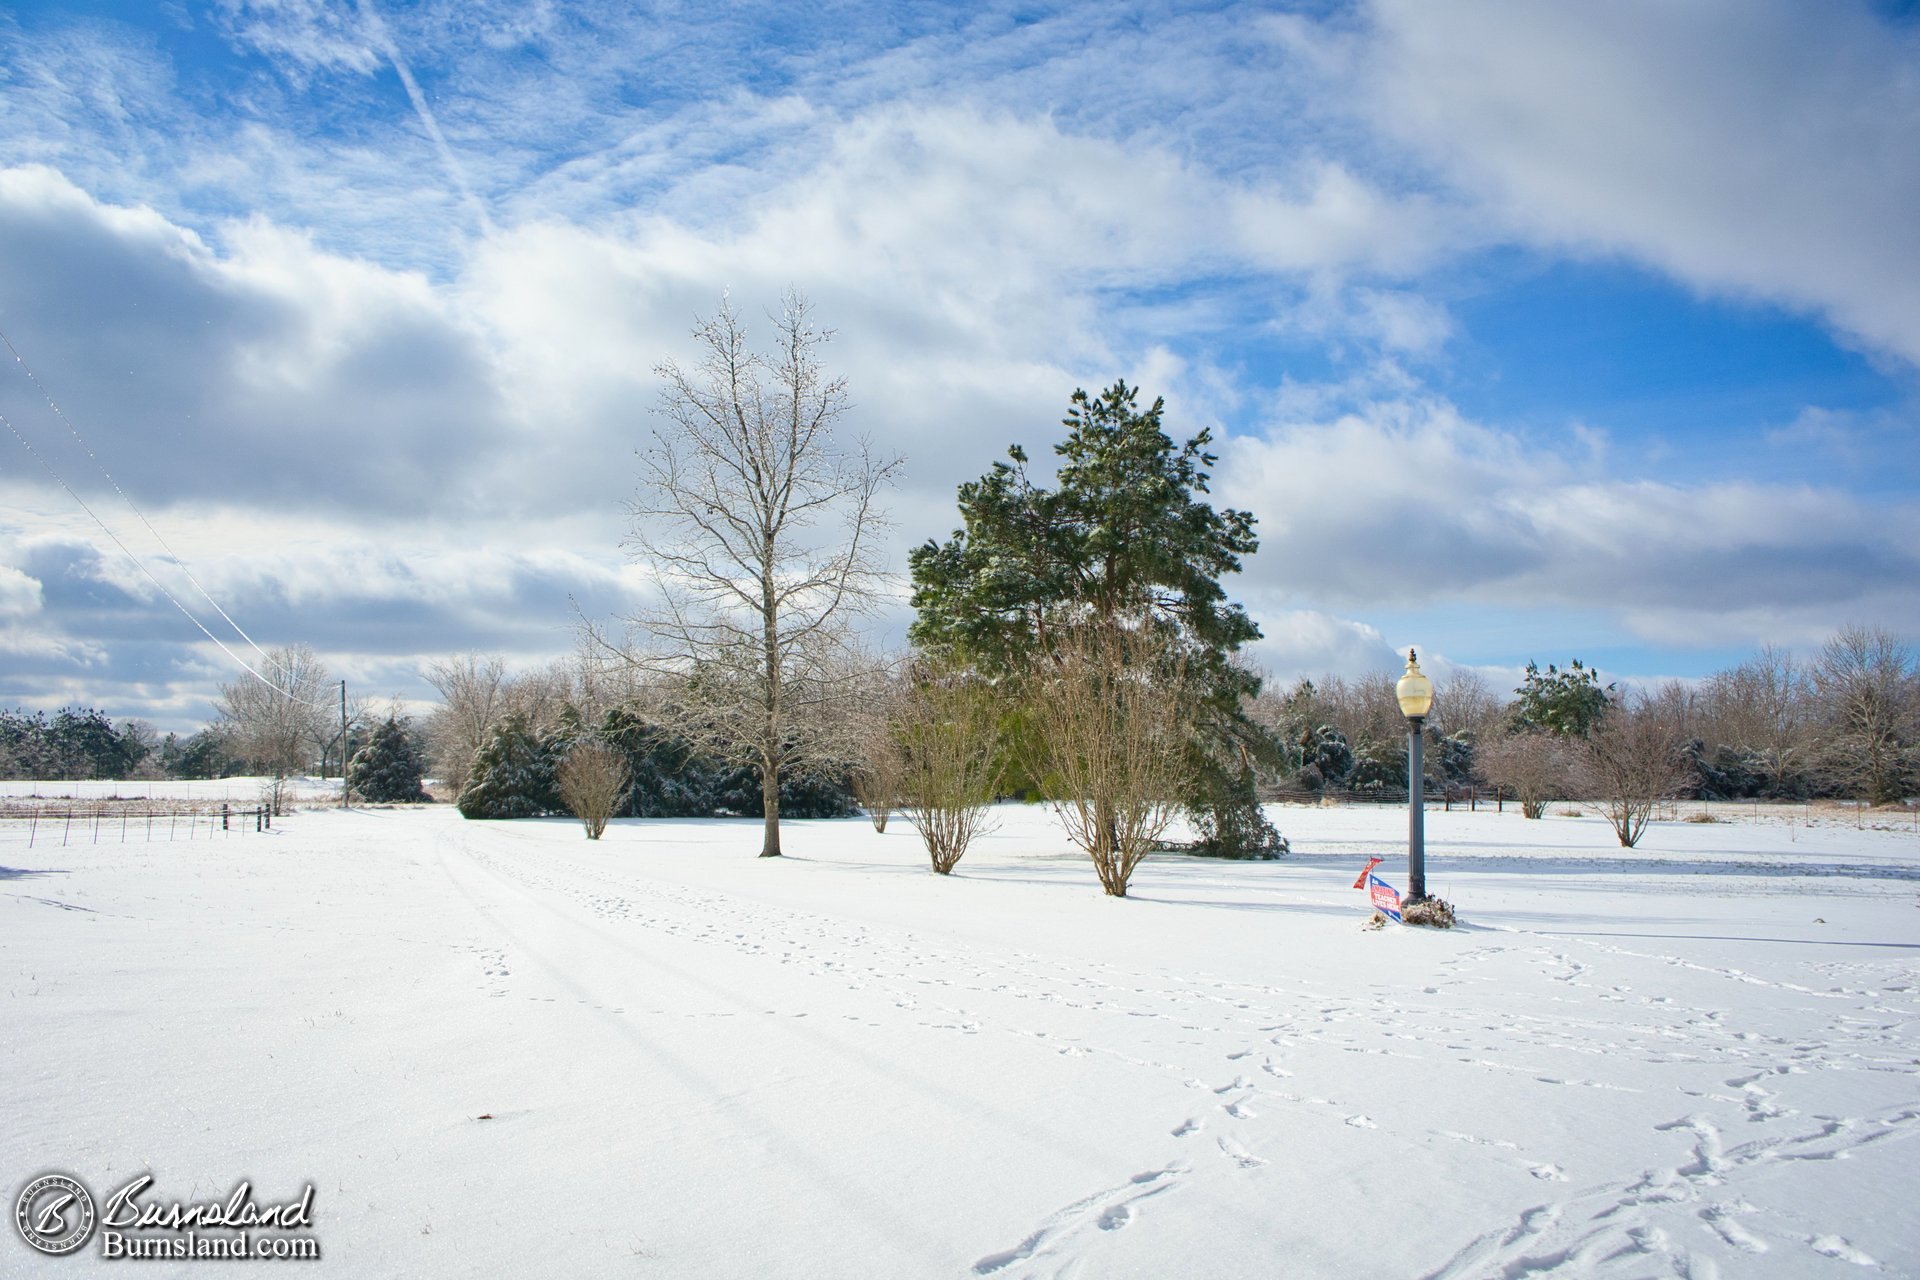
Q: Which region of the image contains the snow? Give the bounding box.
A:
[3,796,1917,1277]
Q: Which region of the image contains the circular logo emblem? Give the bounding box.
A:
[15,1174,97,1256]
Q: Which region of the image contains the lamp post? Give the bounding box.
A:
[1396,649,1434,902]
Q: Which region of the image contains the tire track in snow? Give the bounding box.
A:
[436,825,1200,1275]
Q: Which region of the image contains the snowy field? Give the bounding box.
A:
[3,795,1917,1278]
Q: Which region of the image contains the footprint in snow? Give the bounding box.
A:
[1171,1118,1202,1138]
[1810,1235,1877,1266]
[1217,1136,1266,1168]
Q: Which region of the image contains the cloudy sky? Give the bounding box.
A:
[2,0,1917,732]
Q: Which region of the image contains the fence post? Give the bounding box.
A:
[222,802,230,832]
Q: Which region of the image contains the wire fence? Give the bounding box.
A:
[0,800,273,848]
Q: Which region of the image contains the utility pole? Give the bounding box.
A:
[340,679,349,810]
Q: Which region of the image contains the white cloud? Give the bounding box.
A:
[1221,394,1920,646]
[213,0,380,78]
[1245,609,1404,684]
[0,563,44,618]
[1355,0,1920,366]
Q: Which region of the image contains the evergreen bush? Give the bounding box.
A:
[348,716,432,803]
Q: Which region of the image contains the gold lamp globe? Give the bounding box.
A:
[1396,649,1434,720]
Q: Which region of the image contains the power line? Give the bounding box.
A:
[0,408,332,706]
[0,322,287,675]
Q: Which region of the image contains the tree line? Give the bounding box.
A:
[10,294,1914,894]
[1254,628,1919,820]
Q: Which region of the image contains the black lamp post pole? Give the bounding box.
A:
[1407,716,1426,901]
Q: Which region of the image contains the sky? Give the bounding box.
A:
[1,0,1917,734]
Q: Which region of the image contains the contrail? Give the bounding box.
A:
[355,0,496,239]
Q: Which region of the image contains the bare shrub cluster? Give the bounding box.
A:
[557,741,631,840]
[1023,630,1193,898]
[893,665,1003,874]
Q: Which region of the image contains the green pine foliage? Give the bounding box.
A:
[0,707,149,780]
[347,715,432,803]
[456,713,556,819]
[595,705,858,819]
[908,381,1284,856]
[1510,660,1614,738]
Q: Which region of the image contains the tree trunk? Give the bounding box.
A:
[760,761,782,857]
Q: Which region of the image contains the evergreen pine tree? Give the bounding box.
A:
[1510,660,1614,738]
[456,714,554,819]
[909,381,1283,855]
[347,716,432,803]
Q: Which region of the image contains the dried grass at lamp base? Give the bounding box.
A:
[1400,896,1458,929]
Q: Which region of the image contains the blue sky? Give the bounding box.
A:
[1,0,1916,731]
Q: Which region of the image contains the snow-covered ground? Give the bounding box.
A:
[3,797,1916,1278]
[0,776,343,803]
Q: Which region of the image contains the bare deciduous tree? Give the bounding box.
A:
[894,664,1004,873]
[613,292,901,858]
[557,741,630,840]
[1572,697,1693,847]
[424,654,508,794]
[1478,731,1572,819]
[844,655,907,832]
[1024,629,1193,897]
[1701,645,1810,794]
[850,736,905,833]
[1811,625,1918,805]
[501,658,577,736]
[1432,667,1505,741]
[213,643,332,781]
